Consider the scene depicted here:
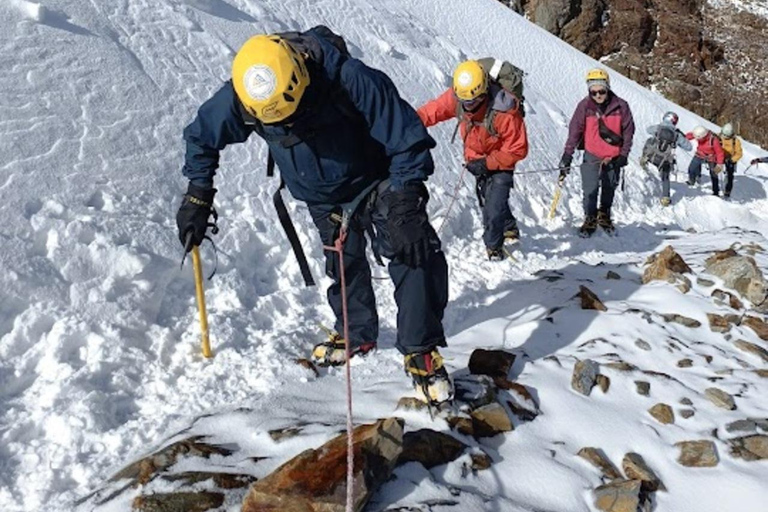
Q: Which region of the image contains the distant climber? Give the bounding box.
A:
[640,111,692,206]
[685,126,724,196]
[718,123,742,199]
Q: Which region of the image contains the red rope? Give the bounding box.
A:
[323,231,354,512]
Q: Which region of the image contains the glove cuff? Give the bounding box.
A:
[185,183,216,206]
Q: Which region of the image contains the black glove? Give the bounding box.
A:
[385,182,436,268]
[558,154,572,179]
[612,155,628,168]
[751,158,761,166]
[176,183,216,251]
[466,158,489,178]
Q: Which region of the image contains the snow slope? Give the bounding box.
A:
[1,0,767,511]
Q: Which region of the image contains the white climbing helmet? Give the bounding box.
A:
[721,123,734,137]
[692,126,708,139]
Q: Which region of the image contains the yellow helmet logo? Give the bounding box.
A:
[586,68,610,84]
[453,60,487,101]
[232,35,310,123]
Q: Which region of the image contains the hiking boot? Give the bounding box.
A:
[597,211,615,234]
[723,192,731,199]
[404,349,453,405]
[311,332,376,367]
[503,228,520,244]
[486,247,505,261]
[660,196,671,207]
[578,216,597,237]
[685,179,695,186]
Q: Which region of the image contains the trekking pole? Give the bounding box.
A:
[190,244,213,359]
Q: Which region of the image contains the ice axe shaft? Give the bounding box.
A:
[191,245,213,358]
[548,178,563,219]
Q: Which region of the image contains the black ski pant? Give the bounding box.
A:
[307,182,448,355]
[580,152,620,218]
[659,161,672,198]
[725,159,736,195]
[688,157,719,194]
[477,171,518,250]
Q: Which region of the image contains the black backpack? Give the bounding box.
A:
[642,125,679,168]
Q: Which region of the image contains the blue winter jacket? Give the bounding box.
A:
[181,27,436,204]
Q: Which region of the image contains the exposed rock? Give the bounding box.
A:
[743,316,768,341]
[470,403,513,437]
[705,388,736,410]
[697,277,716,287]
[604,360,637,372]
[470,453,492,471]
[579,285,608,311]
[676,277,692,294]
[447,416,474,437]
[729,435,768,461]
[294,358,319,378]
[642,246,692,285]
[705,254,768,309]
[163,472,257,489]
[495,379,540,420]
[453,375,496,410]
[724,419,768,434]
[269,426,304,442]
[705,249,739,266]
[635,381,650,397]
[606,271,621,280]
[571,359,600,396]
[396,397,430,412]
[649,404,675,425]
[680,409,695,419]
[133,492,224,512]
[662,314,701,329]
[680,397,693,406]
[468,349,516,378]
[675,441,719,467]
[398,430,467,469]
[755,370,768,378]
[711,289,744,310]
[677,359,693,368]
[635,339,652,351]
[622,453,666,492]
[241,418,403,512]
[596,375,611,393]
[734,340,768,363]
[593,479,642,512]
[578,447,623,481]
[707,313,731,333]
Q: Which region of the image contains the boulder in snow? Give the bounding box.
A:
[577,447,623,481]
[398,429,467,469]
[571,359,600,396]
[642,246,691,285]
[468,349,516,379]
[729,435,768,461]
[705,388,736,410]
[622,453,666,492]
[675,441,719,467]
[648,403,675,425]
[579,285,608,311]
[593,479,642,512]
[704,252,768,310]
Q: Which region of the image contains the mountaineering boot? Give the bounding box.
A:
[578,216,598,238]
[597,211,615,234]
[404,349,454,405]
[503,228,520,244]
[660,196,671,207]
[685,179,695,186]
[311,332,376,367]
[723,192,731,199]
[486,247,505,261]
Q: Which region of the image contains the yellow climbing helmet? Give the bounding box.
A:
[453,60,488,101]
[231,35,310,124]
[586,68,610,87]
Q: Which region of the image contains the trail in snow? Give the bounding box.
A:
[0,0,767,511]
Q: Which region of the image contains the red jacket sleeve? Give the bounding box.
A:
[486,111,528,170]
[417,89,457,127]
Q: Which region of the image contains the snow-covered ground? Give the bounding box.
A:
[1,0,767,511]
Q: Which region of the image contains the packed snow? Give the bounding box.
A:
[1,0,767,511]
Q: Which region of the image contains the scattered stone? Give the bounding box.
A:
[643,246,692,285]
[662,314,701,328]
[675,441,719,467]
[606,271,622,280]
[453,375,496,410]
[702,354,714,364]
[697,277,716,287]
[734,340,768,363]
[635,339,652,351]
[470,403,514,437]
[680,409,695,419]
[755,369,768,378]
[242,418,404,512]
[705,248,739,265]
[596,375,611,393]
[579,285,608,311]
[578,447,623,481]
[398,430,467,469]
[593,479,642,512]
[677,358,693,368]
[604,360,637,372]
[268,426,303,442]
[743,316,768,341]
[680,397,693,406]
[163,472,257,490]
[729,435,768,461]
[396,397,430,412]
[707,313,732,333]
[294,358,319,378]
[741,242,766,255]
[711,289,744,310]
[705,253,768,309]
[649,403,675,425]
[544,355,562,366]
[676,276,692,294]
[725,419,759,434]
[571,359,600,396]
[133,492,224,512]
[468,349,516,378]
[470,453,492,471]
[447,416,474,437]
[495,379,540,420]
[705,388,737,410]
[622,453,666,492]
[635,381,650,396]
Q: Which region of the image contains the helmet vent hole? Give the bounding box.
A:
[283,92,295,103]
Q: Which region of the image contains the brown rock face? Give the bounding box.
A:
[518,1,768,147]
[593,479,642,512]
[643,246,692,285]
[468,349,516,378]
[622,453,666,492]
[743,316,768,341]
[648,403,675,425]
[241,418,404,512]
[578,447,623,481]
[730,435,768,461]
[675,441,719,467]
[579,285,608,311]
[133,492,224,512]
[398,430,467,469]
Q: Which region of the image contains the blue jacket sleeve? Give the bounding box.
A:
[182,81,252,189]
[676,131,693,151]
[339,60,436,190]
